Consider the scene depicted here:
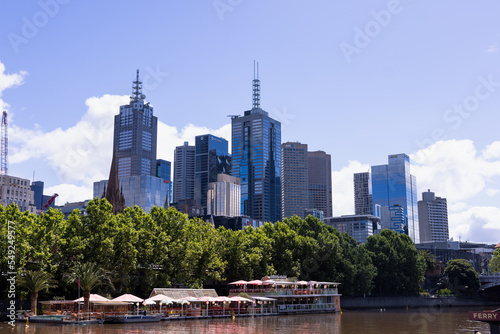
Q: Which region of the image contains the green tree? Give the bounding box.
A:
[17,270,56,315]
[444,259,480,295]
[65,262,114,319]
[490,249,500,273]
[365,229,425,295]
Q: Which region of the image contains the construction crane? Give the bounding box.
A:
[42,193,58,210]
[36,193,59,214]
[1,111,7,175]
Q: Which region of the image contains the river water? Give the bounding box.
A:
[1,308,491,334]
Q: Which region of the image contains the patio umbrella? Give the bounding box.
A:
[111,293,144,303]
[73,294,109,302]
[229,280,248,284]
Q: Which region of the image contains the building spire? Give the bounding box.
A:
[252,61,260,109]
[132,69,143,101]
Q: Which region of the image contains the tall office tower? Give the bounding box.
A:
[195,134,231,215]
[281,142,309,219]
[308,151,333,218]
[173,142,195,203]
[114,70,158,178]
[231,63,282,222]
[354,172,373,215]
[94,71,167,212]
[156,159,172,205]
[207,174,241,217]
[418,189,449,242]
[371,153,419,243]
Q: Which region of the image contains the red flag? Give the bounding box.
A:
[78,278,80,288]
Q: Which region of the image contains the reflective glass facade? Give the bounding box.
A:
[231,108,281,223]
[156,159,172,205]
[371,154,419,243]
[120,175,169,212]
[114,79,157,178]
[195,134,231,215]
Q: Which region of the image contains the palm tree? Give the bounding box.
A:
[17,270,56,315]
[65,262,114,319]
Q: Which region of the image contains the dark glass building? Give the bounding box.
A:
[195,134,231,215]
[308,151,333,218]
[231,65,281,222]
[114,70,158,178]
[354,172,373,215]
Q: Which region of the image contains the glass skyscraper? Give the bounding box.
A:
[371,154,419,243]
[231,65,281,222]
[354,172,373,216]
[94,70,168,212]
[114,70,158,178]
[156,159,172,205]
[195,134,231,215]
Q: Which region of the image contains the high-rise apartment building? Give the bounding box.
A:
[354,172,373,215]
[231,63,282,223]
[173,142,195,203]
[114,70,158,178]
[281,142,309,219]
[207,174,241,217]
[94,71,168,213]
[308,151,333,218]
[371,153,419,243]
[418,189,449,242]
[195,134,231,215]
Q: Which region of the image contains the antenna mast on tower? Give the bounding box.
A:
[1,111,8,175]
[252,61,260,109]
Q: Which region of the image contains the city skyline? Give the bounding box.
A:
[1,1,500,243]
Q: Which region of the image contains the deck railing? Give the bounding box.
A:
[229,288,338,295]
[277,303,336,312]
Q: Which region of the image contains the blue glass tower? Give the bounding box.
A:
[195,134,231,215]
[371,154,419,243]
[156,159,172,205]
[231,63,281,222]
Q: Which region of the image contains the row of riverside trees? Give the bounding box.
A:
[1,198,481,309]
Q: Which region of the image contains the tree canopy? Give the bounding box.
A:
[1,199,428,300]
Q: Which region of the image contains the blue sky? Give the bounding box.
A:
[1,0,500,243]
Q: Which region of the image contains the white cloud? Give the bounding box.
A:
[411,140,500,202]
[486,42,498,53]
[10,94,128,185]
[332,160,370,216]
[8,91,230,205]
[450,206,500,244]
[45,183,94,207]
[411,139,500,243]
[482,141,500,160]
[0,62,27,110]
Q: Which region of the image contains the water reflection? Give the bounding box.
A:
[1,309,490,334]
